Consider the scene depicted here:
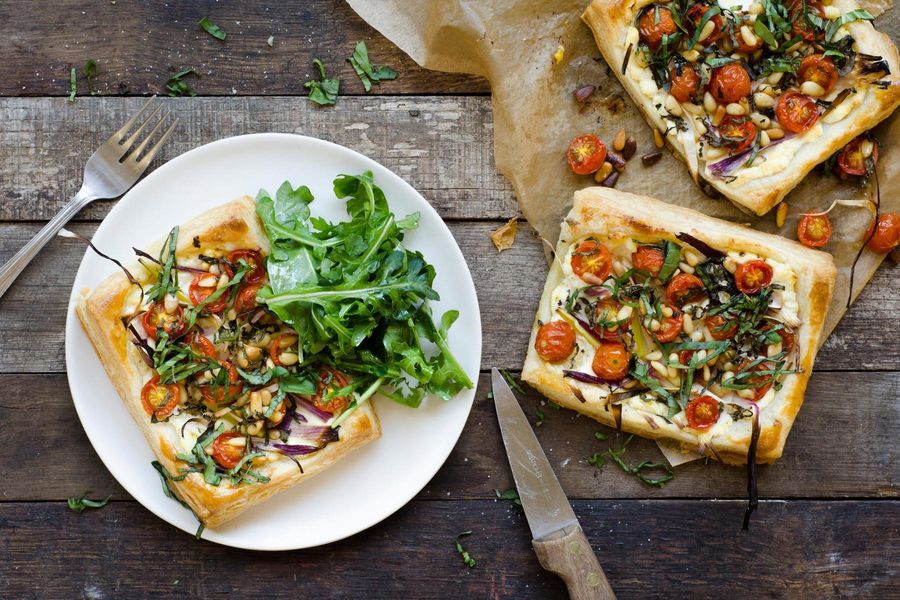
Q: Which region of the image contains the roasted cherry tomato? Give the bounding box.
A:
[836,136,878,177]
[706,314,737,341]
[200,360,243,406]
[718,115,757,154]
[593,298,631,341]
[566,134,607,175]
[687,4,724,44]
[189,333,218,359]
[669,64,701,103]
[591,341,631,381]
[211,431,246,470]
[678,349,696,366]
[535,321,576,362]
[734,259,774,294]
[141,375,180,421]
[571,239,612,282]
[666,272,706,306]
[799,54,838,94]
[685,395,720,430]
[797,213,832,248]
[763,323,795,354]
[234,283,262,314]
[708,63,751,104]
[737,360,773,401]
[775,91,819,134]
[789,0,825,42]
[312,367,352,414]
[141,302,188,341]
[632,245,665,276]
[189,268,233,314]
[655,306,684,343]
[227,249,266,284]
[866,212,900,253]
[269,333,297,367]
[637,5,679,50]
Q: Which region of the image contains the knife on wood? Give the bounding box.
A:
[492,368,617,600]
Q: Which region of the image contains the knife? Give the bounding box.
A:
[492,368,617,600]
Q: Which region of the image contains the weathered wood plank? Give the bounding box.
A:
[2,372,896,501]
[1,0,488,97]
[0,500,896,599]
[0,222,897,372]
[0,96,514,221]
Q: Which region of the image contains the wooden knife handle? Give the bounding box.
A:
[532,525,616,600]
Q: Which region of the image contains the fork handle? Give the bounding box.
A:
[0,187,95,300]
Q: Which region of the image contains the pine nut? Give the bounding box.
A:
[823,5,840,18]
[705,145,726,160]
[650,319,661,332]
[767,127,785,140]
[278,352,299,366]
[163,293,179,314]
[723,257,737,273]
[278,334,298,348]
[685,251,699,267]
[703,365,711,380]
[681,49,700,62]
[651,361,669,378]
[724,102,745,116]
[767,71,784,84]
[712,105,726,126]
[199,274,218,288]
[226,436,246,447]
[749,1,764,14]
[646,350,663,361]
[738,388,756,400]
[753,92,775,108]
[768,342,783,357]
[776,203,788,228]
[740,26,758,48]
[247,421,263,436]
[668,352,679,363]
[261,390,272,406]
[234,392,250,408]
[691,330,704,342]
[667,365,679,379]
[662,306,674,318]
[697,20,716,43]
[594,161,614,183]
[800,81,826,97]
[613,129,626,152]
[617,305,633,321]
[244,345,261,361]
[213,407,232,418]
[683,313,694,334]
[703,91,718,114]
[750,112,771,128]
[226,308,237,321]
[722,370,734,382]
[861,140,874,158]
[250,392,262,414]
[697,349,708,361]
[209,264,220,275]
[217,273,231,289]
[693,118,708,135]
[678,262,695,274]
[665,94,683,117]
[759,131,771,147]
[266,357,275,369]
[237,354,249,369]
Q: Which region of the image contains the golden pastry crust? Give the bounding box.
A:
[76,197,381,528]
[582,0,900,216]
[522,187,836,464]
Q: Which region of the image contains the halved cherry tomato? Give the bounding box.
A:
[189,333,217,359]
[227,249,266,284]
[189,267,233,314]
[669,64,701,103]
[718,116,757,154]
[593,298,631,341]
[706,314,737,340]
[200,360,243,406]
[708,63,751,104]
[591,341,631,381]
[797,213,832,248]
[535,321,576,362]
[141,375,180,421]
[685,395,720,430]
[837,136,878,177]
[866,212,900,253]
[666,272,706,306]
[687,4,724,44]
[678,349,696,366]
[566,135,607,175]
[637,5,678,50]
[211,431,246,470]
[269,333,297,367]
[789,0,825,42]
[632,245,665,276]
[141,302,188,341]
[737,360,773,401]
[571,239,612,282]
[799,54,838,94]
[234,283,262,314]
[775,91,819,134]
[734,259,773,294]
[312,367,352,414]
[655,306,683,343]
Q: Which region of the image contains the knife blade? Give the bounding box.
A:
[492,368,616,600]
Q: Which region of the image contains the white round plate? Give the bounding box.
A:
[65,133,481,550]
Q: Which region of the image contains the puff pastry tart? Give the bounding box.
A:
[76,197,380,529]
[522,187,836,464]
[582,0,900,216]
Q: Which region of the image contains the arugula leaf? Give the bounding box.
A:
[304,58,339,106]
[455,531,476,568]
[347,40,397,92]
[67,493,111,513]
[68,67,77,102]
[166,67,198,97]
[199,17,226,41]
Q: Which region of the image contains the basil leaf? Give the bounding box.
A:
[455,531,477,568]
[687,5,721,49]
[753,18,778,48]
[83,59,99,95]
[657,241,681,283]
[198,17,226,41]
[304,58,339,106]
[166,67,197,97]
[68,67,77,102]
[825,9,874,42]
[347,40,397,92]
[67,493,111,513]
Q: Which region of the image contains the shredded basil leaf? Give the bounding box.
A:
[347,40,397,92]
[305,58,339,106]
[199,17,226,41]
[455,531,477,568]
[67,493,111,513]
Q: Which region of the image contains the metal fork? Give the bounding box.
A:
[0,97,178,300]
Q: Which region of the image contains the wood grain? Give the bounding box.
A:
[0,499,896,599]
[2,371,896,501]
[532,525,616,600]
[0,221,896,373]
[1,0,489,97]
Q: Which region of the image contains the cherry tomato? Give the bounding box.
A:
[234,283,262,314]
[797,213,832,248]
[836,136,878,177]
[666,272,706,306]
[141,302,188,342]
[593,298,631,341]
[632,245,665,276]
[655,306,684,343]
[535,321,576,362]
[790,0,825,42]
[763,323,795,354]
[718,115,757,154]
[706,314,737,340]
[799,54,838,94]
[571,239,612,282]
[591,341,631,381]
[200,360,243,406]
[269,333,297,367]
[866,212,900,253]
[685,395,720,430]
[737,360,773,401]
[141,375,180,421]
[678,349,696,366]
[312,367,352,414]
[566,134,607,175]
[189,267,233,314]
[227,249,266,284]
[775,91,819,134]
[687,4,724,44]
[637,5,678,50]
[734,259,774,294]
[211,431,246,470]
[708,63,751,104]
[189,333,218,359]
[669,64,701,103]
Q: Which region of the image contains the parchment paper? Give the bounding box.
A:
[347,0,897,337]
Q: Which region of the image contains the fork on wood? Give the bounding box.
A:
[0,97,178,300]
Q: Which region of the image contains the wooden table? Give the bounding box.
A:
[1,2,897,598]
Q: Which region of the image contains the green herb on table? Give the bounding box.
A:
[347,40,397,92]
[166,67,198,97]
[500,369,525,394]
[67,493,111,513]
[594,431,607,441]
[455,531,477,568]
[304,58,339,106]
[198,17,226,41]
[587,452,606,469]
[548,400,560,410]
[494,488,522,509]
[68,67,77,102]
[83,59,99,95]
[535,406,545,427]
[605,435,675,488]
